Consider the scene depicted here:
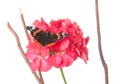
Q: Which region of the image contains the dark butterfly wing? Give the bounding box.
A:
[27,26,69,47]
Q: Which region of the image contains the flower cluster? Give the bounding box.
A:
[26,18,89,72]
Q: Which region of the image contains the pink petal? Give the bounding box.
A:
[73,22,83,36]
[50,27,58,34]
[39,47,50,58]
[39,18,50,31]
[33,18,50,32]
[67,52,78,60]
[33,20,41,28]
[30,58,40,72]
[26,51,38,60]
[66,45,78,60]
[67,27,76,35]
[26,42,39,49]
[50,19,65,33]
[80,47,88,63]
[85,36,89,45]
[74,34,83,43]
[52,38,70,51]
[62,19,71,28]
[72,21,79,30]
[59,54,74,68]
[26,42,49,59]
[64,54,74,66]
[39,59,52,72]
[26,44,41,60]
[28,35,34,43]
[47,55,62,68]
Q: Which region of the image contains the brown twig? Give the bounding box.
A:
[19,9,30,43]
[38,71,44,84]
[19,9,44,84]
[95,0,109,84]
[7,23,41,83]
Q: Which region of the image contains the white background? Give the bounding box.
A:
[0,0,120,84]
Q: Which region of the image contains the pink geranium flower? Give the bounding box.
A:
[26,18,89,72]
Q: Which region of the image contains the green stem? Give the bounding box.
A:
[60,68,67,84]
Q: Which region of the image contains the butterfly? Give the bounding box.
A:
[27,26,69,47]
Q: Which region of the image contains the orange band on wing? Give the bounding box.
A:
[34,39,42,46]
[56,33,60,40]
[35,39,55,47]
[33,29,41,36]
[45,42,55,47]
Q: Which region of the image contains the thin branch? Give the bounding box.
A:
[19,8,30,43]
[19,9,44,84]
[7,22,41,83]
[95,0,109,84]
[38,71,44,84]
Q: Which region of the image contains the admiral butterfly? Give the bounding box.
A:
[27,26,69,47]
